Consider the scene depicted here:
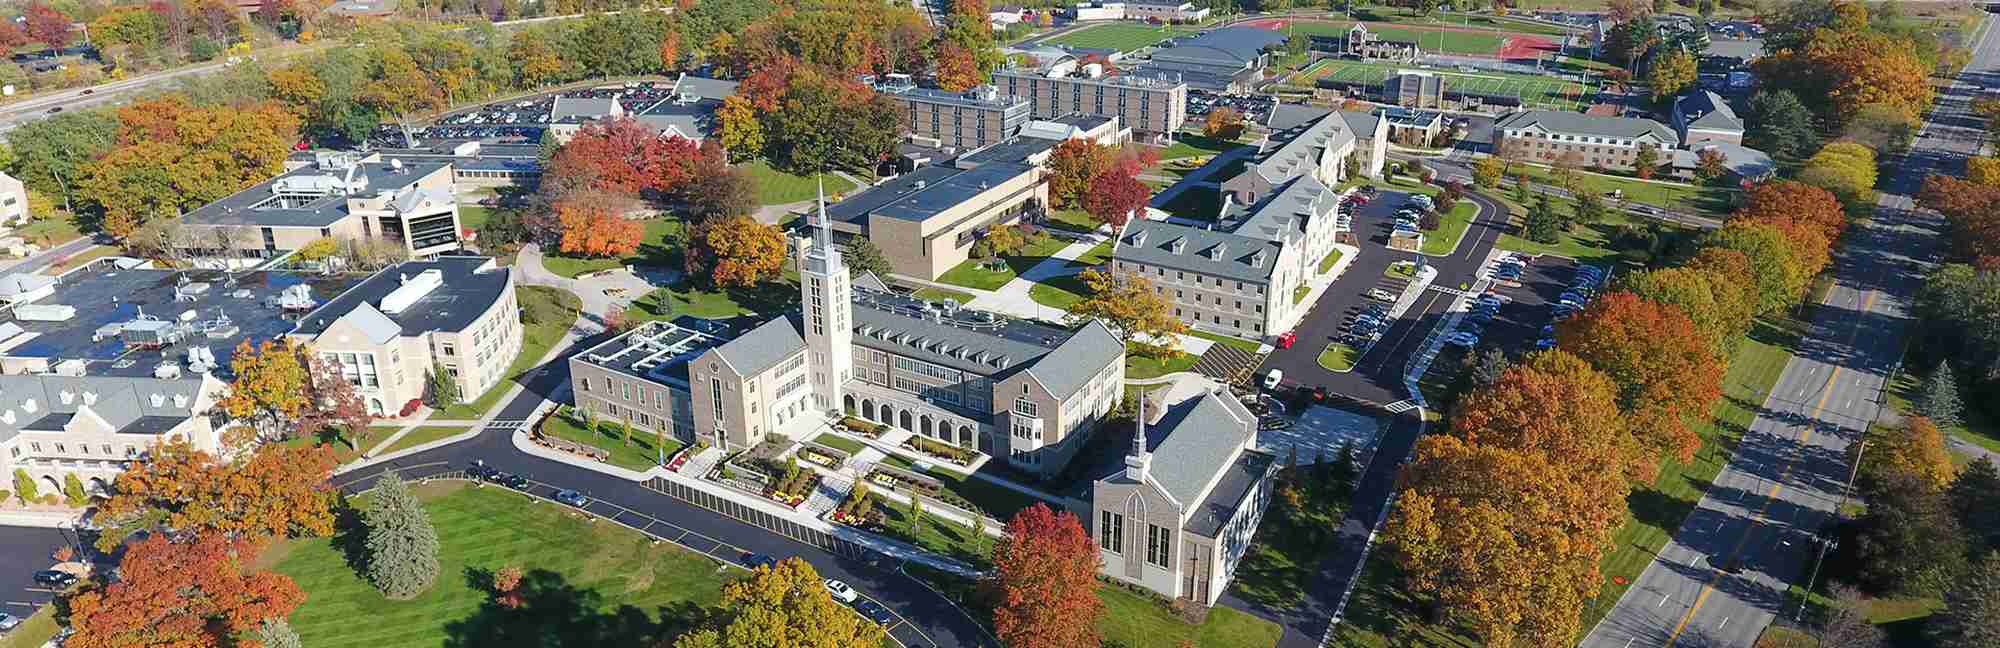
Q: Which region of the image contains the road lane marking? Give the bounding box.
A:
[1663,290,1877,647]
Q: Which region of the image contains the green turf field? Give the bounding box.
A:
[1298,58,1593,111]
[1252,20,1516,55]
[1044,22,1197,52]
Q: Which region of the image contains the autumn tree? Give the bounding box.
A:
[1557,291,1723,464]
[221,338,312,434]
[1754,28,1932,130]
[688,215,787,288]
[1632,143,1661,179]
[1472,155,1504,189]
[1694,147,1729,182]
[1703,221,1806,316]
[991,504,1102,648]
[1647,48,1697,102]
[1619,265,1748,354]
[23,2,73,50]
[1931,551,2000,648]
[1047,138,1113,208]
[1859,416,1956,494]
[1734,179,1848,243]
[1916,175,2000,265]
[1204,107,1247,140]
[553,196,645,258]
[1452,349,1648,483]
[81,96,301,237]
[95,439,337,550]
[1798,141,1880,215]
[365,472,440,600]
[1065,270,1187,357]
[674,558,887,648]
[761,67,903,175]
[677,145,758,222]
[716,95,765,163]
[66,534,304,648]
[1081,163,1151,228]
[544,118,699,197]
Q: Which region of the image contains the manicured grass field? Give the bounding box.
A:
[374,426,473,456]
[1070,239,1113,268]
[876,452,1052,522]
[539,408,683,472]
[912,286,977,305]
[270,484,734,648]
[809,433,869,455]
[1189,328,1263,354]
[1419,200,1480,256]
[46,245,122,273]
[0,606,58,648]
[1043,22,1196,52]
[870,496,991,566]
[1047,208,1104,234]
[1319,248,1345,274]
[538,217,683,278]
[16,213,85,247]
[1318,343,1358,372]
[1495,192,1680,264]
[1249,18,1536,54]
[457,205,494,231]
[740,160,857,206]
[1027,273,1089,311]
[631,275,801,321]
[1512,165,1735,215]
[937,236,1071,291]
[1099,586,1283,648]
[1300,58,1593,110]
[1125,342,1199,379]
[430,286,580,420]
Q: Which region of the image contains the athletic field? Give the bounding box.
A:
[1301,58,1594,110]
[1043,22,1198,52]
[1239,18,1559,58]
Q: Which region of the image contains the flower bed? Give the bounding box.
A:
[665,440,708,473]
[764,456,820,509]
[841,416,889,439]
[799,445,848,470]
[863,466,989,527]
[901,435,976,466]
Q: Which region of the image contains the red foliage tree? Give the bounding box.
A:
[23,2,72,50]
[543,117,696,197]
[0,19,27,51]
[992,504,1103,648]
[1081,170,1150,228]
[1917,174,2000,267]
[1733,179,1847,244]
[1556,291,1725,464]
[66,534,304,648]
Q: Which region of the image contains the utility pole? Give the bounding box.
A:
[1795,437,1866,623]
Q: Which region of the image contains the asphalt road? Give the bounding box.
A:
[1576,13,1995,648]
[0,525,76,619]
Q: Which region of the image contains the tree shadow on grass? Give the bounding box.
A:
[332,501,371,580]
[1626,487,1698,537]
[442,567,713,648]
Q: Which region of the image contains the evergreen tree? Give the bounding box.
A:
[1917,361,1964,428]
[1331,441,1358,497]
[426,363,460,409]
[1468,347,1511,388]
[1524,195,1562,244]
[1511,173,1532,203]
[843,238,894,279]
[1931,552,2000,648]
[254,618,304,648]
[1951,458,2000,553]
[364,472,440,600]
[907,497,923,535]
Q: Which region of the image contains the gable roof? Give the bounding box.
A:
[711,314,807,377]
[1676,90,1743,133]
[1129,388,1256,509]
[336,302,402,345]
[1227,174,1336,243]
[1025,320,1122,399]
[1113,219,1286,282]
[851,271,891,293]
[1248,109,1370,184]
[1152,26,1285,68]
[1494,110,1678,145]
[0,373,211,439]
[1265,103,1330,131]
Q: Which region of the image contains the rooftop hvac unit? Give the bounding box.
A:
[52,358,86,376]
[275,284,317,311]
[14,304,76,321]
[379,269,443,313]
[93,323,125,342]
[122,320,180,348]
[154,363,182,379]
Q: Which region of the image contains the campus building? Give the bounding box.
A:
[1089,385,1277,605]
[1338,24,1421,62]
[879,78,1035,150]
[568,199,1127,477]
[180,151,465,265]
[994,56,1189,141]
[1223,104,1388,200]
[0,171,26,226]
[1493,110,1681,171]
[1127,26,1288,93]
[288,256,523,417]
[0,372,228,503]
[1384,70,1446,109]
[547,95,627,141]
[632,74,741,143]
[1066,0,1211,22]
[1671,90,1746,146]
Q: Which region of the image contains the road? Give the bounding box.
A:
[1576,13,1995,648]
[0,525,73,619]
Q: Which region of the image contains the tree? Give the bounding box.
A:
[1620,266,1745,354]
[1747,90,1822,165]
[1065,270,1188,357]
[991,504,1102,648]
[1047,138,1113,208]
[716,95,765,163]
[1860,417,1956,494]
[1472,156,1504,189]
[763,68,902,175]
[980,223,1027,258]
[1844,104,1916,155]
[674,558,887,648]
[1694,147,1729,182]
[544,118,698,197]
[13,469,36,504]
[1847,469,1970,595]
[95,440,337,550]
[1452,349,1648,483]
[62,473,87,506]
[843,237,894,278]
[1204,107,1246,140]
[427,362,461,409]
[365,472,440,600]
[1557,291,1724,464]
[1571,190,1608,229]
[1647,49,1697,102]
[1467,347,1511,388]
[220,339,312,433]
[1818,585,1887,648]
[1949,458,2000,552]
[678,148,758,222]
[66,534,304,648]
[1704,221,1806,316]
[1632,143,1661,179]
[254,619,304,648]
[553,197,644,258]
[23,2,73,50]
[1968,157,2000,187]
[1917,176,2000,264]
[688,215,787,288]
[1081,167,1150,228]
[1917,361,1964,428]
[1931,552,2000,648]
[1605,0,1647,22]
[1602,17,1659,69]
[1798,140,1880,214]
[1734,179,1848,243]
[1523,195,1561,244]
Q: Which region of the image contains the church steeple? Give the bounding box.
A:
[1124,391,1150,480]
[797,173,853,415]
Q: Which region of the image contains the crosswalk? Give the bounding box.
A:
[484,419,527,430]
[1385,400,1419,414]
[1426,285,1469,297]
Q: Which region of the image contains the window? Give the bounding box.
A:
[441,343,456,356]
[710,378,724,421]
[1100,511,1124,553]
[1147,524,1171,568]
[1013,398,1038,417]
[582,377,592,392]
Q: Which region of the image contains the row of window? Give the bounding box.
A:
[1099,511,1172,569]
[12,442,140,458]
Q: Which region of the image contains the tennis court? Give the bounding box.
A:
[1043,22,1197,52]
[1301,59,1594,110]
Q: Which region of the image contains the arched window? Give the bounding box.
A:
[844,394,857,416]
[959,425,974,447]
[863,400,875,420]
[920,415,933,438]
[898,410,912,431]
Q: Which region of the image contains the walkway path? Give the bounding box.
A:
[966,236,1101,320]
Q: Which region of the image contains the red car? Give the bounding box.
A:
[1276,330,1297,349]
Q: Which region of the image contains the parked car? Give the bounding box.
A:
[0,612,21,632]
[466,460,498,480]
[1276,330,1297,349]
[854,599,896,626]
[1368,288,1397,302]
[494,473,531,491]
[824,579,860,603]
[553,489,589,507]
[1262,369,1284,390]
[1444,332,1480,347]
[33,570,78,588]
[740,553,779,570]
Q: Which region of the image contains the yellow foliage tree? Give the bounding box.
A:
[1966,156,2000,187]
[692,215,787,288]
[1064,270,1187,358]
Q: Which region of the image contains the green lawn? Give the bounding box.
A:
[1495,193,1676,263]
[539,409,683,472]
[538,217,683,278]
[740,160,857,206]
[937,235,1071,291]
[1189,328,1262,354]
[871,498,991,567]
[912,287,977,305]
[632,277,800,321]
[1418,200,1479,256]
[1028,273,1089,311]
[1153,134,1242,160]
[809,433,869,455]
[281,425,392,465]
[1126,343,1198,379]
[1302,57,1593,110]
[1386,261,1417,280]
[1047,208,1104,234]
[1070,239,1113,268]
[270,484,735,648]
[374,426,473,456]
[430,286,580,420]
[458,205,495,232]
[1319,248,1345,274]
[1258,19,1520,54]
[1318,343,1358,372]
[0,606,59,648]
[14,213,85,247]
[1886,365,2000,456]
[1514,165,1735,214]
[1099,585,1283,648]
[1043,22,1196,52]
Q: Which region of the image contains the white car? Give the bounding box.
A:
[1368,288,1397,302]
[1262,369,1284,390]
[824,578,859,603]
[0,612,19,632]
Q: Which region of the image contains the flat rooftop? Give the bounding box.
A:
[573,317,738,388]
[292,257,513,338]
[183,153,449,228]
[956,137,1062,167]
[873,162,1036,223]
[0,267,362,379]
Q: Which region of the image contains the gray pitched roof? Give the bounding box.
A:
[1676,90,1743,133]
[0,373,208,438]
[1249,110,1367,184]
[1026,320,1122,399]
[339,301,402,345]
[1494,110,1679,145]
[851,271,891,293]
[712,314,807,377]
[1114,219,1285,282]
[551,96,620,121]
[1138,389,1255,508]
[293,257,512,338]
[1153,26,1286,68]
[672,75,739,100]
[1228,174,1335,244]
[1265,103,1331,131]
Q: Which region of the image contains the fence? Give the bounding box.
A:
[641,475,876,561]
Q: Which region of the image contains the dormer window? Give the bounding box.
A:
[173,394,189,408]
[149,394,165,407]
[81,391,97,406]
[1209,242,1227,260]
[1130,231,1148,246]
[2,410,15,425]
[1169,239,1187,254]
[58,390,73,405]
[21,399,35,414]
[1250,250,1269,267]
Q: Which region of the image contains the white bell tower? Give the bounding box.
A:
[798,178,854,413]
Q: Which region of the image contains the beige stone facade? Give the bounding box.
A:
[181,152,465,263]
[1494,111,1680,172]
[0,372,227,499]
[994,68,1188,139]
[890,85,1034,150]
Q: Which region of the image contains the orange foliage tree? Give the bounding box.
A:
[1451,349,1649,484]
[1733,179,1847,243]
[1917,175,2000,267]
[67,534,304,648]
[1557,291,1725,464]
[554,197,644,258]
[95,440,338,550]
[544,117,701,196]
[687,215,787,288]
[992,504,1103,648]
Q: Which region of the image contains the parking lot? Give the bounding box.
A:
[0,525,74,622]
[369,80,682,148]
[1187,89,1273,122]
[1442,252,1603,356]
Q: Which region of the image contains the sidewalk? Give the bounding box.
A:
[966,236,1102,320]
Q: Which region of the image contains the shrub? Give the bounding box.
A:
[906,436,975,463]
[399,399,421,417]
[1419,211,1442,231]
